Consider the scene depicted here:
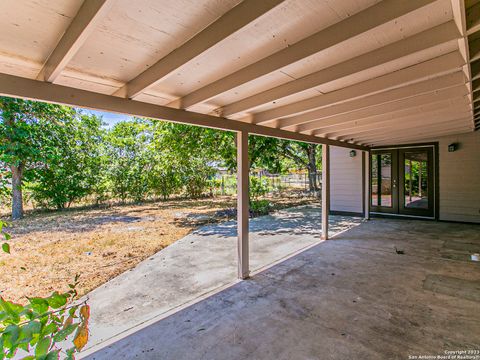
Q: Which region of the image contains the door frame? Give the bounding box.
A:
[369,142,439,220]
[370,149,398,214]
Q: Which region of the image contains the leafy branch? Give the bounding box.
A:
[0,224,90,359]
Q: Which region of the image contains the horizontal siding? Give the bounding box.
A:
[438,131,480,223]
[330,146,363,214]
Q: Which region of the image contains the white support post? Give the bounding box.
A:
[321,144,330,240]
[237,130,249,279]
[364,150,370,220]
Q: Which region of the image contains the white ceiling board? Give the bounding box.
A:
[0,1,82,64]
[150,0,380,97]
[277,0,453,82]
[68,0,241,83]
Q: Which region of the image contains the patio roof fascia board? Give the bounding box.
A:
[36,0,116,83]
[0,73,367,151]
[250,51,466,124]
[219,21,461,118]
[114,0,285,99]
[175,0,438,110]
[292,84,469,134]
[470,38,480,62]
[466,1,480,35]
[451,0,476,129]
[273,71,466,129]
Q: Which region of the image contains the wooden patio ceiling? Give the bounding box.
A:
[0,0,477,148]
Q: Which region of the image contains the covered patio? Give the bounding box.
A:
[1,0,480,358]
[84,218,480,359]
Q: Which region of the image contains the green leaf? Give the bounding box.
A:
[45,350,59,360]
[3,233,10,241]
[0,298,20,324]
[52,323,78,342]
[28,298,49,315]
[3,324,20,347]
[65,347,76,360]
[46,293,67,309]
[20,321,41,343]
[35,337,51,358]
[41,323,57,337]
[1,243,9,254]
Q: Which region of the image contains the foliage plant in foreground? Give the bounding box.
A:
[0,221,89,359]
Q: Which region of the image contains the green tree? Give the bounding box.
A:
[0,97,73,219]
[277,141,321,192]
[29,113,105,209]
[104,119,153,202]
[152,122,218,198]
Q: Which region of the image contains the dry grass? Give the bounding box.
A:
[0,194,314,303]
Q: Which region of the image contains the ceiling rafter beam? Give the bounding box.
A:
[220,21,461,117]
[274,71,466,129]
[114,0,285,99]
[316,97,470,137]
[251,51,465,124]
[334,113,471,140]
[313,97,470,136]
[354,119,472,143]
[357,123,473,145]
[176,0,438,109]
[37,0,116,83]
[0,73,367,151]
[332,108,471,140]
[363,127,473,146]
[292,84,469,133]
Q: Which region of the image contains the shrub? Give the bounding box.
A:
[249,176,269,201]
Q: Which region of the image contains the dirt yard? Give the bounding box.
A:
[0,194,315,303]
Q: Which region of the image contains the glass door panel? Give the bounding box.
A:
[399,148,434,217]
[370,150,398,214]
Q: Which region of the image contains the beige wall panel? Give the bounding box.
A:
[438,131,480,223]
[330,146,363,214]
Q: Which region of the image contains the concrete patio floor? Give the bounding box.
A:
[81,205,361,351]
[83,216,480,359]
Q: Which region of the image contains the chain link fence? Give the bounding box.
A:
[211,172,322,197]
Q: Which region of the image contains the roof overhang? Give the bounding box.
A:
[0,0,477,148]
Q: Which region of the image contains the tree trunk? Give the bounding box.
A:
[11,163,24,220]
[306,145,319,193]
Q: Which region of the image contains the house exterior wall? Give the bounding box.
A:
[329,146,363,215]
[437,131,480,223]
[328,131,480,223]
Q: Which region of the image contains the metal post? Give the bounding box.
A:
[363,150,370,220]
[237,130,249,279]
[418,161,422,197]
[321,144,330,240]
[409,159,413,202]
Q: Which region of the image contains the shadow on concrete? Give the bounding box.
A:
[83,217,480,360]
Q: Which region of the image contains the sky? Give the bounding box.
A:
[80,109,133,128]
